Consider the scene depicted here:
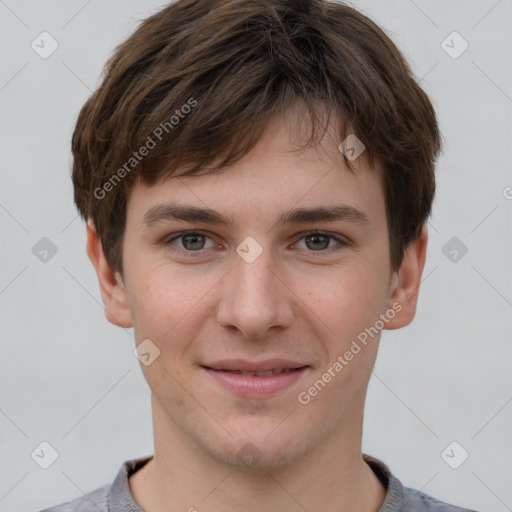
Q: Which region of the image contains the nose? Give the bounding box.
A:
[215,247,295,339]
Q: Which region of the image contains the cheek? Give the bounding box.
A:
[126,262,217,346]
[299,269,388,397]
[302,263,387,336]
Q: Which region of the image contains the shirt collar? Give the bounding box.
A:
[362,453,405,510]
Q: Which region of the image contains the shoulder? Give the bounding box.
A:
[36,455,152,512]
[37,483,110,512]
[401,486,479,512]
[362,453,480,512]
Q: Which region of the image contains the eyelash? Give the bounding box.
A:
[163,230,349,258]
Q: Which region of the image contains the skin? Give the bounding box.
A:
[87,109,428,512]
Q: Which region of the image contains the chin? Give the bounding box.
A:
[202,419,309,471]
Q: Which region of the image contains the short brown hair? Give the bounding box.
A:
[71,0,442,274]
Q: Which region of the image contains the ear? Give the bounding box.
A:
[86,219,133,328]
[384,225,428,330]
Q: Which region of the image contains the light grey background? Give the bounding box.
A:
[0,1,511,511]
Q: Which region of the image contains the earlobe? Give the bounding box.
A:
[384,225,428,330]
[86,219,133,328]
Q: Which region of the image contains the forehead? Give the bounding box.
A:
[126,112,386,232]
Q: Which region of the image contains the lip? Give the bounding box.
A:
[200,359,310,398]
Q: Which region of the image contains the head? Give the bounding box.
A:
[74,0,441,470]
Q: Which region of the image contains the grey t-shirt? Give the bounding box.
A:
[39,453,478,511]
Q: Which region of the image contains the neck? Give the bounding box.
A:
[129,395,386,512]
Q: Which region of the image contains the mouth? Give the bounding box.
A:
[200,360,310,397]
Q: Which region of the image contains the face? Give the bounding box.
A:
[92,111,424,471]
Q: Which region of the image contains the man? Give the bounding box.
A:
[41,0,478,510]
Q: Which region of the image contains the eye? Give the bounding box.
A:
[163,230,348,258]
[294,231,347,252]
[165,231,216,254]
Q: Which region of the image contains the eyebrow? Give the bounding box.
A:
[141,203,370,230]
